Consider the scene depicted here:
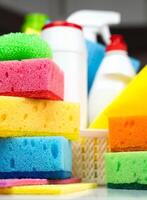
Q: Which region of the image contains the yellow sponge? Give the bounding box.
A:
[0,183,97,195]
[90,66,147,129]
[0,96,80,140]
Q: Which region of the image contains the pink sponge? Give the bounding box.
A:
[0,178,81,188]
[0,179,49,188]
[0,59,64,100]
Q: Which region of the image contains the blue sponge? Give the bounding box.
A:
[0,136,72,179]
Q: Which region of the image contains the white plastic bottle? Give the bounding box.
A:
[67,10,121,92]
[41,21,87,128]
[89,34,135,123]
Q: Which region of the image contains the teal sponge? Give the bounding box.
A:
[105,152,147,190]
[0,33,52,60]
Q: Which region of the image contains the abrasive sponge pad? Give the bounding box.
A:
[0,59,64,100]
[0,183,97,195]
[0,33,52,60]
[109,116,147,152]
[0,136,72,179]
[105,151,147,189]
[0,96,79,140]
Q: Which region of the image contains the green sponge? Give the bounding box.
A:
[105,152,147,190]
[0,33,52,60]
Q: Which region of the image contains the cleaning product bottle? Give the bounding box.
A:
[67,10,140,92]
[41,21,87,128]
[89,34,135,123]
[21,13,49,35]
[67,10,121,92]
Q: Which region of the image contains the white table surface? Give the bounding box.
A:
[0,187,147,200]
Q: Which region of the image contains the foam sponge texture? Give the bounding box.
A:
[90,65,147,129]
[0,96,79,140]
[0,183,97,195]
[0,33,52,60]
[109,116,147,152]
[105,152,147,189]
[0,136,72,179]
[0,59,64,100]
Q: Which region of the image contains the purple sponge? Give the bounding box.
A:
[0,59,64,100]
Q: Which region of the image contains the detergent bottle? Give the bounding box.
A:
[41,21,87,128]
[89,34,135,123]
[67,10,121,92]
[67,10,140,93]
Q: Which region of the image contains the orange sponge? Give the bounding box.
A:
[109,116,147,152]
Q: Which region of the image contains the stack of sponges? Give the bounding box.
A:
[0,32,81,192]
[105,66,147,190]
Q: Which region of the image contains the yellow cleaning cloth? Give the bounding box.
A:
[0,96,80,140]
[90,65,147,129]
[0,183,97,195]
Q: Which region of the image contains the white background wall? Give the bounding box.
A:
[0,0,146,25]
